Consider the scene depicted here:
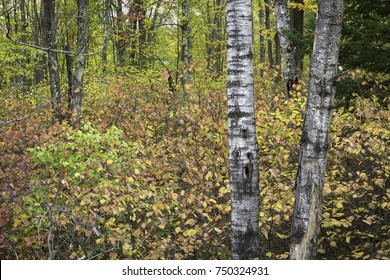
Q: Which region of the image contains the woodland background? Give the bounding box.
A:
[0,0,389,260]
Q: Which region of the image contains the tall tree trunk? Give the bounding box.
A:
[32,0,45,84]
[42,0,62,122]
[227,0,260,260]
[137,0,147,69]
[181,0,192,94]
[259,0,266,76]
[290,0,344,260]
[70,0,89,127]
[101,0,111,77]
[290,0,304,72]
[275,33,281,81]
[274,0,299,96]
[265,0,273,66]
[206,0,225,78]
[115,0,126,67]
[19,0,27,91]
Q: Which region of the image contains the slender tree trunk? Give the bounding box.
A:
[115,0,126,67]
[265,0,273,66]
[42,0,63,122]
[275,33,281,81]
[181,0,192,94]
[32,0,45,84]
[206,0,225,78]
[290,0,304,72]
[274,0,299,96]
[259,0,266,76]
[137,0,147,69]
[70,0,89,127]
[290,0,344,260]
[227,0,260,260]
[19,0,27,91]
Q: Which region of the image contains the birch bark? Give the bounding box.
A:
[227,0,260,260]
[290,0,345,260]
[274,0,299,96]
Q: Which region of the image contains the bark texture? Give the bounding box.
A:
[227,0,260,260]
[70,0,89,127]
[181,0,193,94]
[42,0,62,122]
[274,0,299,96]
[290,0,344,260]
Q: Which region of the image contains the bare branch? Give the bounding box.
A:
[0,22,108,57]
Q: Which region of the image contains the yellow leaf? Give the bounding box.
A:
[205,171,213,180]
[186,229,197,237]
[132,228,141,237]
[107,159,113,165]
[175,227,181,234]
[134,168,140,175]
[330,241,337,247]
[185,218,195,225]
[126,177,135,183]
[219,187,229,194]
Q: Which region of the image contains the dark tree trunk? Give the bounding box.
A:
[181,0,192,94]
[290,0,345,260]
[115,0,126,67]
[275,33,281,81]
[42,0,63,122]
[70,0,89,127]
[265,0,273,66]
[32,0,45,84]
[290,0,304,72]
[259,0,266,76]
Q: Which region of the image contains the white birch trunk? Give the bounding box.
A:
[227,0,260,260]
[290,0,345,260]
[274,0,299,96]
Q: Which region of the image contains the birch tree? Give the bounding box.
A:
[290,0,345,260]
[274,0,299,96]
[227,0,260,260]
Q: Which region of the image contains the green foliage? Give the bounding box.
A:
[340,0,390,74]
[0,0,389,260]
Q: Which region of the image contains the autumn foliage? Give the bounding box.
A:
[0,65,388,260]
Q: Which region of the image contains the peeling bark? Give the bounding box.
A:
[290,0,345,260]
[227,0,260,260]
